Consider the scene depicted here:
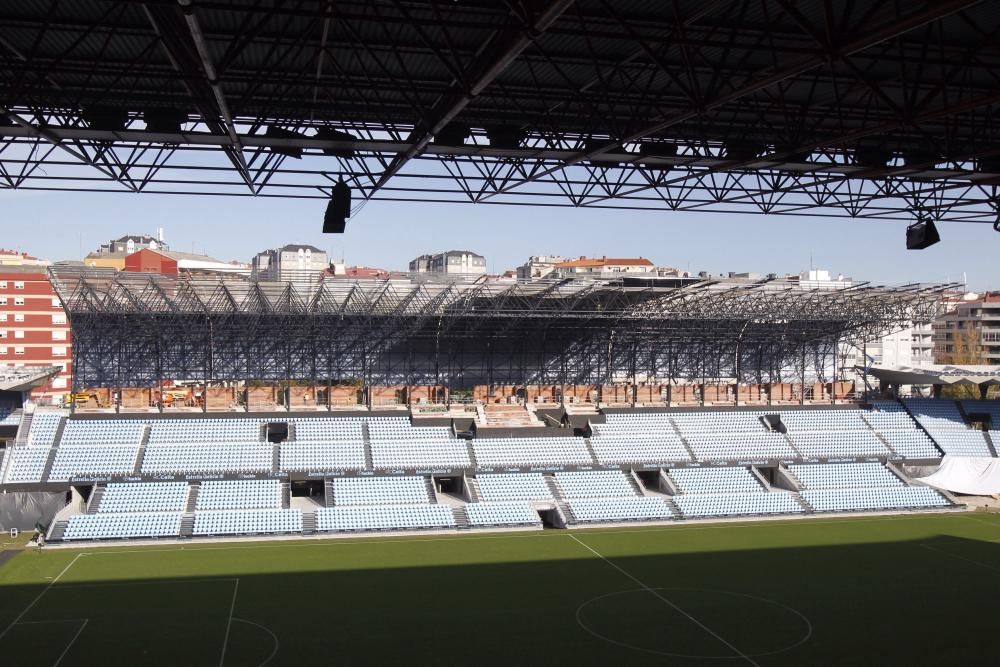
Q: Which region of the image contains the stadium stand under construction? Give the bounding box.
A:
[0,267,992,544]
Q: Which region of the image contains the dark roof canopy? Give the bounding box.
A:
[2,1,999,223]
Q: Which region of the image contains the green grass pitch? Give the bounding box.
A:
[1,512,999,666]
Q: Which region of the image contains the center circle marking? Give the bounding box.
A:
[575,587,813,659]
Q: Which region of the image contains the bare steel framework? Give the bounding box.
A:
[50,267,956,395]
[2,1,1000,224]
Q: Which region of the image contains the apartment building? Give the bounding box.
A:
[0,265,72,403]
[933,292,1000,364]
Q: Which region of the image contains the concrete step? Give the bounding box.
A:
[667,417,698,461]
[132,424,151,475]
[51,416,68,447]
[47,520,69,543]
[179,513,195,538]
[451,506,470,530]
[783,433,804,458]
[15,411,33,444]
[982,431,998,458]
[557,501,577,525]
[39,446,58,484]
[859,414,899,457]
[87,485,106,514]
[361,422,374,470]
[466,476,481,502]
[626,469,646,496]
[544,475,564,501]
[185,483,201,513]
[791,493,814,514]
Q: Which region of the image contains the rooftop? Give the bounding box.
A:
[556,256,654,268]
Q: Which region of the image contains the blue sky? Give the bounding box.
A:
[2,189,996,290]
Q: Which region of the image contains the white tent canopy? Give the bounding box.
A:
[916,456,1000,496]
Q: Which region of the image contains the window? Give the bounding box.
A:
[52,297,60,308]
[14,330,24,339]
[52,314,66,325]
[0,281,6,288]
[0,346,6,354]
[14,313,23,322]
[13,281,24,289]
[14,297,24,306]
[0,297,6,305]
[52,377,67,389]
[52,330,66,341]
[14,346,24,355]
[52,346,66,357]
[0,314,5,322]
[0,330,6,339]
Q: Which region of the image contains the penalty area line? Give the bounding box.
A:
[219,577,240,667]
[568,534,760,666]
[0,552,85,643]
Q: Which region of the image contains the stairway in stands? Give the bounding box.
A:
[179,514,195,538]
[626,470,646,496]
[582,438,599,465]
[272,444,281,473]
[451,506,470,530]
[666,417,698,460]
[301,511,317,535]
[14,411,32,443]
[132,425,151,475]
[87,485,106,513]
[466,476,481,502]
[47,520,68,542]
[324,479,335,506]
[982,431,999,457]
[425,476,438,503]
[557,502,578,526]
[361,422,374,470]
[543,475,564,501]
[781,432,804,458]
[39,416,67,483]
[281,482,291,508]
[779,469,814,513]
[790,494,814,513]
[186,482,201,512]
[858,414,900,457]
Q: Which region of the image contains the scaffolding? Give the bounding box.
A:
[50,268,955,402]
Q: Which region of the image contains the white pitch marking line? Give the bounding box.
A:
[233,617,280,666]
[219,577,240,667]
[52,618,88,667]
[960,513,1000,531]
[568,534,760,666]
[0,552,84,643]
[920,543,1000,574]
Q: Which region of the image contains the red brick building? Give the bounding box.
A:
[123,247,179,275]
[0,266,72,403]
